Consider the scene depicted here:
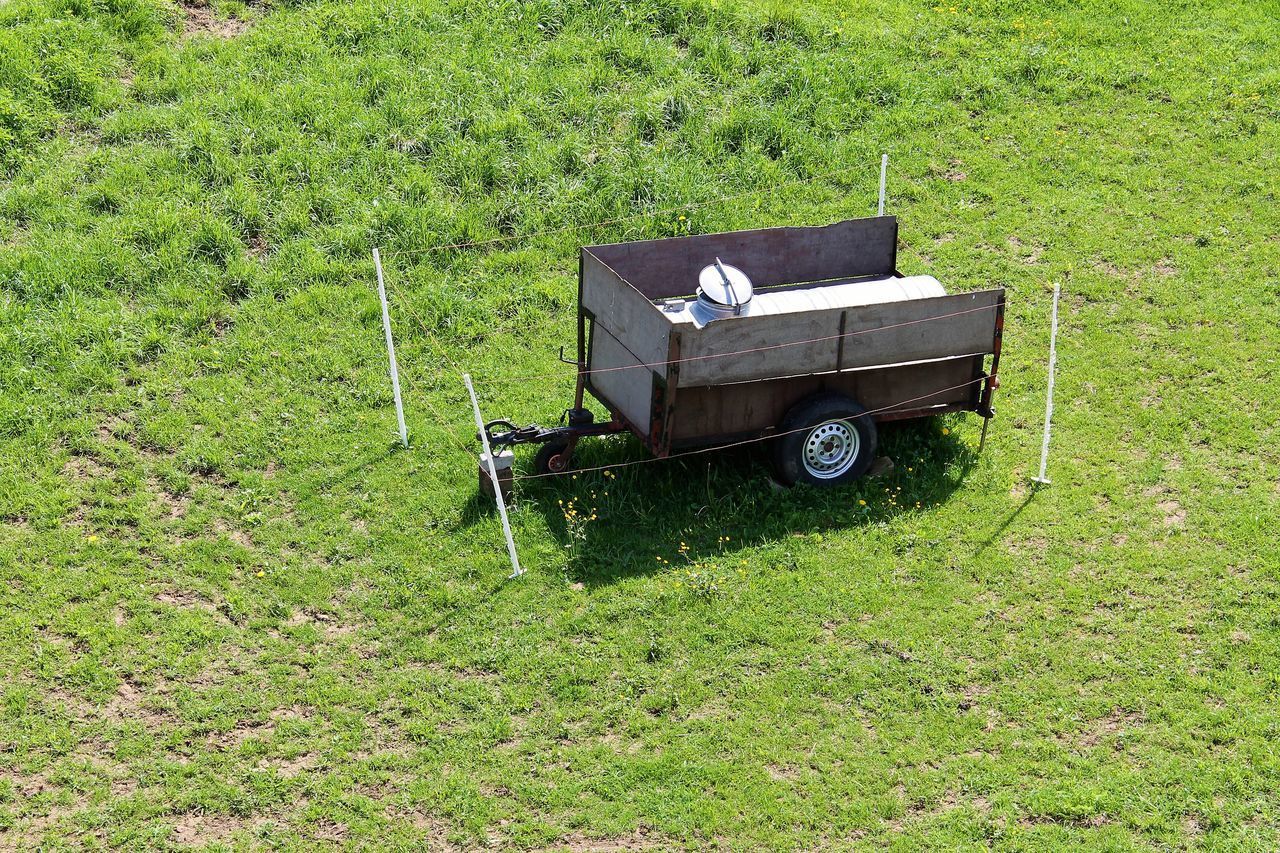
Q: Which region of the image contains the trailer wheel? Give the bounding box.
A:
[534,441,572,477]
[773,394,877,487]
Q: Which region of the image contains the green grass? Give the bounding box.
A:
[2,0,1279,847]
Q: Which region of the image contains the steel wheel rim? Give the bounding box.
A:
[802,419,859,479]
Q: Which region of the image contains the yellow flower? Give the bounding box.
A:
[942,427,951,435]
[858,499,866,506]
[86,534,99,543]
[255,570,265,578]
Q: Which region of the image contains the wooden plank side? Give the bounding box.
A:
[677,310,843,387]
[669,357,981,445]
[586,217,898,300]
[839,289,1003,371]
[588,326,656,431]
[677,288,1003,386]
[581,249,670,369]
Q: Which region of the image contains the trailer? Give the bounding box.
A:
[482,215,1005,487]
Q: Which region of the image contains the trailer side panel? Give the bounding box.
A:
[580,249,670,370]
[588,326,656,433]
[668,356,984,446]
[585,217,899,301]
[677,288,1003,387]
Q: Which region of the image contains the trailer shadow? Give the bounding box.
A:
[496,419,977,586]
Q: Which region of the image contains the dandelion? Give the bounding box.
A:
[86,534,99,543]
[255,570,265,578]
[858,499,866,506]
[942,427,951,435]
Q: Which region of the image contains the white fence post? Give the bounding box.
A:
[1033,281,1061,486]
[372,247,409,449]
[878,153,888,216]
[463,374,524,579]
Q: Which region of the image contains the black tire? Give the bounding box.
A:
[772,393,877,487]
[533,440,572,476]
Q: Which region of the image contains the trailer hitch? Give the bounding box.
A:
[483,420,547,448]
[482,410,626,450]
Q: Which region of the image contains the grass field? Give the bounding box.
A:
[2,0,1279,848]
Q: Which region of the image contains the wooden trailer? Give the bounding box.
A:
[484,215,1004,486]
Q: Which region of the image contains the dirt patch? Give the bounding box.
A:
[1008,234,1044,264]
[283,608,357,640]
[888,788,990,832]
[539,827,664,851]
[172,812,263,845]
[1093,259,1126,278]
[1006,535,1048,557]
[943,158,967,182]
[1142,485,1186,528]
[766,764,799,781]
[207,705,311,750]
[1153,258,1178,277]
[384,806,457,846]
[154,589,226,620]
[207,719,275,750]
[247,234,270,259]
[1074,707,1144,749]
[957,684,990,712]
[0,766,55,799]
[1158,499,1186,528]
[62,454,112,481]
[212,518,253,548]
[180,0,249,39]
[104,679,176,728]
[257,752,318,778]
[7,797,86,847]
[97,416,131,442]
[309,820,349,842]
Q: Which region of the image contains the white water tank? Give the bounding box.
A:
[662,273,946,327]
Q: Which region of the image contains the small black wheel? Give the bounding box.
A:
[534,441,572,476]
[773,393,877,487]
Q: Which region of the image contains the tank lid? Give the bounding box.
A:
[697,259,752,310]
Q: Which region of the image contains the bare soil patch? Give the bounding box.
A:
[62,454,112,481]
[540,827,665,851]
[172,812,263,845]
[150,478,191,519]
[1074,708,1144,749]
[180,0,249,39]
